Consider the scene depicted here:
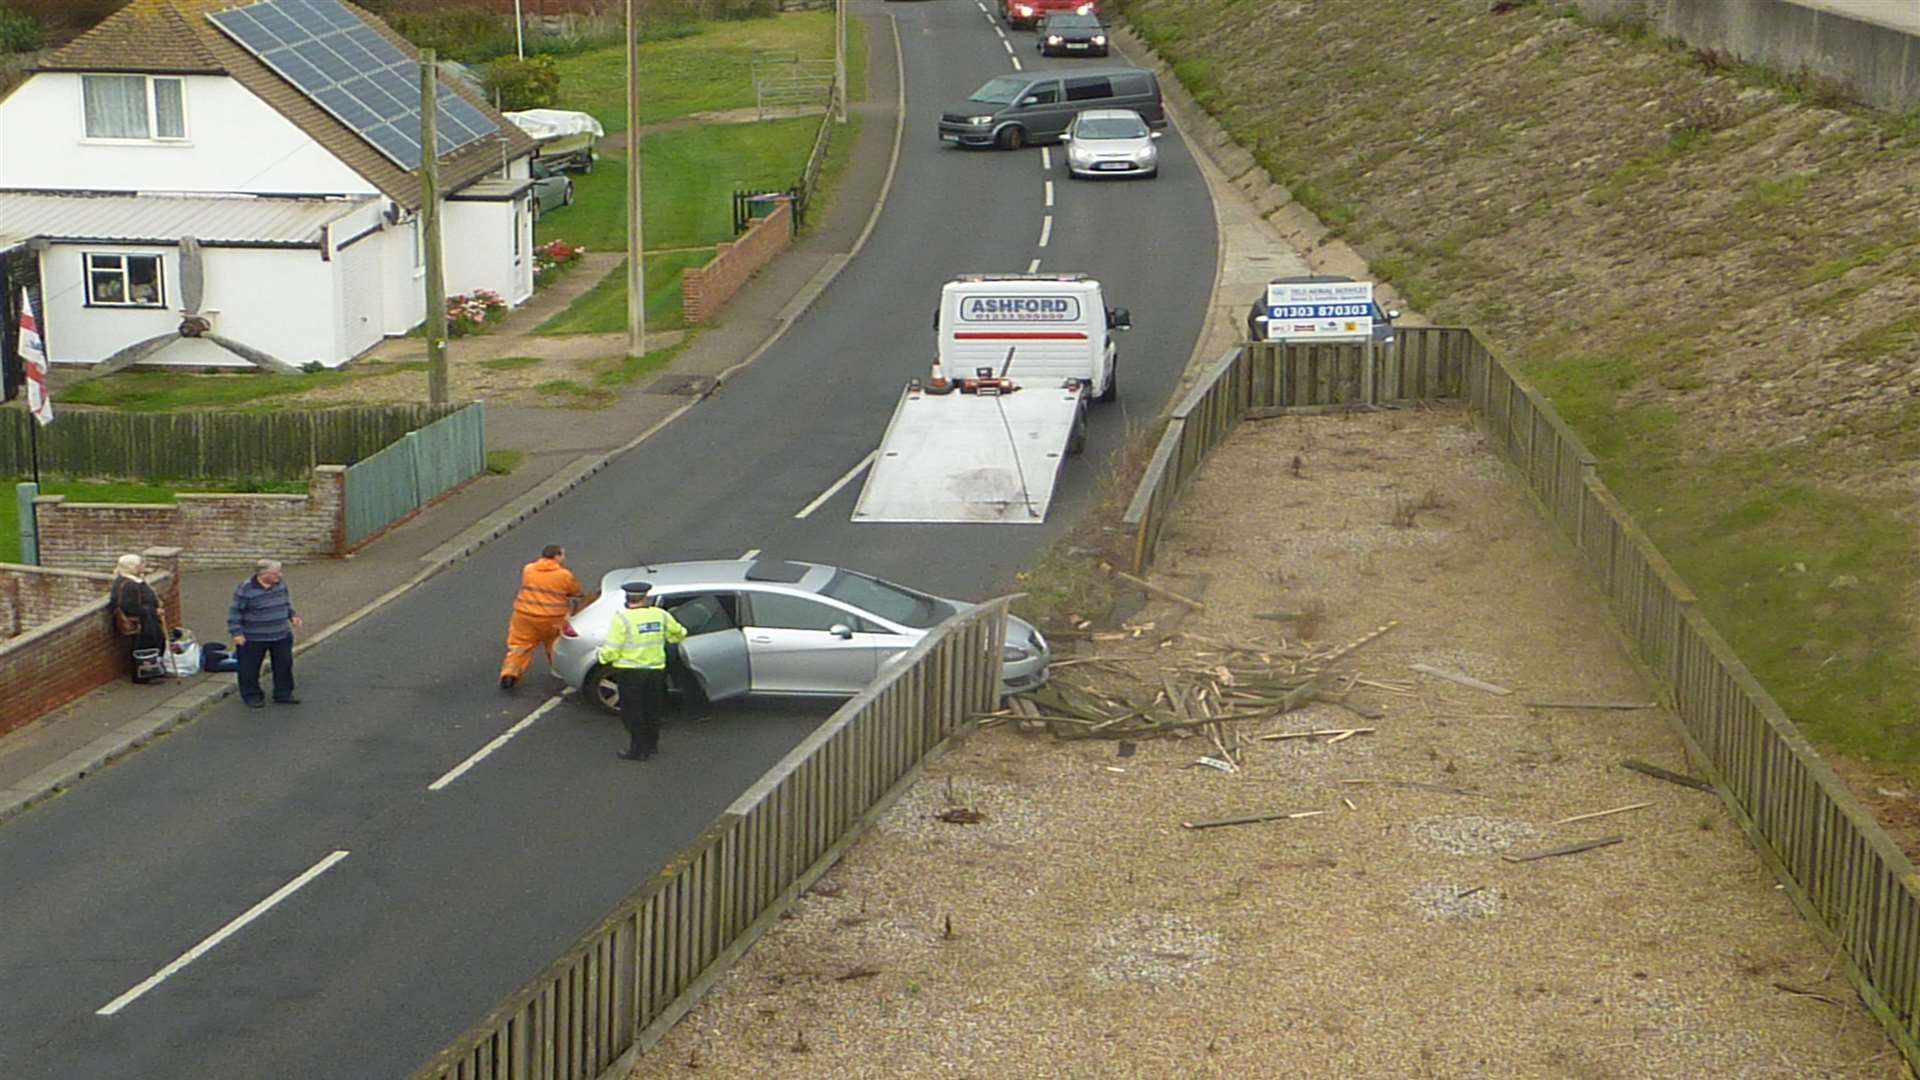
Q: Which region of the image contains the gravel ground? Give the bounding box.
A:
[629,406,1901,1079]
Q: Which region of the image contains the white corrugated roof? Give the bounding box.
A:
[0,191,378,248]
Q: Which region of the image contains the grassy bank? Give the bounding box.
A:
[547,11,842,133]
[1117,0,1920,775]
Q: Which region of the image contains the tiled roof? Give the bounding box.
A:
[0,190,377,248]
[36,0,535,210]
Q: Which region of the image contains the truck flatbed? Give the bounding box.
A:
[852,380,1086,524]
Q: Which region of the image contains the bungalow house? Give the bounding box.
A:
[0,0,539,371]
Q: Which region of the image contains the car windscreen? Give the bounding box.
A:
[820,570,956,629]
[1076,116,1148,139]
[969,77,1029,105]
[1045,14,1101,28]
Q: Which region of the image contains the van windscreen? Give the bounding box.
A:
[970,77,1029,104]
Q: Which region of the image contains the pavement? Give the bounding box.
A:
[0,24,904,823]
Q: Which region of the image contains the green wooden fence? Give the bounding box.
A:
[343,403,486,547]
[0,402,461,482]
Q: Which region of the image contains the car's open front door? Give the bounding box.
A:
[665,593,751,702]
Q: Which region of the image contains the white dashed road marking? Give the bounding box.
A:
[797,450,879,519]
[740,549,761,560]
[1041,147,1051,170]
[429,695,566,792]
[1044,179,1054,207]
[1039,215,1052,247]
[98,850,352,1016]
[1027,258,1041,273]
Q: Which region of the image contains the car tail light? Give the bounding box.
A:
[1075,3,1093,13]
[1016,4,1033,14]
[561,621,578,638]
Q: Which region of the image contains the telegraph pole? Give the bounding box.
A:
[834,0,847,123]
[420,49,449,406]
[624,0,646,359]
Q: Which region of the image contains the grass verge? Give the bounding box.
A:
[547,11,841,133]
[55,363,426,411]
[533,250,712,335]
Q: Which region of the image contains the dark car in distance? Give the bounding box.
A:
[1037,12,1109,56]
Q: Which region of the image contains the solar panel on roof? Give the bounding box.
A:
[210,0,501,170]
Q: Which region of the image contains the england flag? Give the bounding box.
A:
[17,288,51,425]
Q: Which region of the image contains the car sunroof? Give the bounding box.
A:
[744,560,810,583]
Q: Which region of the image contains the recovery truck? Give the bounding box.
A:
[852,274,1130,525]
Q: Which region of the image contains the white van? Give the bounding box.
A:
[936,274,1128,401]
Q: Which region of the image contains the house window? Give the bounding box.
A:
[82,75,187,141]
[84,253,165,307]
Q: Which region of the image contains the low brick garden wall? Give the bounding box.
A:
[33,466,347,572]
[682,200,794,324]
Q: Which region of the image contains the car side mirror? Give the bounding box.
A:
[1109,308,1132,330]
[1149,131,1163,140]
[1387,309,1401,320]
[829,623,854,640]
[1058,133,1072,143]
[1020,96,1040,107]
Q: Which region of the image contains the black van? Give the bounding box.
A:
[938,67,1165,149]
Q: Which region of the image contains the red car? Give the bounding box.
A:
[1001,0,1097,32]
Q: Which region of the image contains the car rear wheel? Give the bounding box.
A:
[588,664,620,714]
[997,125,1026,151]
[563,183,575,206]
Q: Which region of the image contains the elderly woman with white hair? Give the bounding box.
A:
[111,553,167,683]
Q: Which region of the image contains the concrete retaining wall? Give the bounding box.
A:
[1571,0,1918,111]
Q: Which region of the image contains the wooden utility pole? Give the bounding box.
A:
[624,0,646,359]
[420,49,449,406]
[834,0,847,123]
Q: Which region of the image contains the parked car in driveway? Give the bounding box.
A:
[529,158,574,222]
[1246,274,1400,346]
[553,558,1051,713]
[1061,108,1159,178]
[1037,12,1109,56]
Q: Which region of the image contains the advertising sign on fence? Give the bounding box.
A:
[1264,280,1375,341]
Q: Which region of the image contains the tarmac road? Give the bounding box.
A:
[0,3,1214,1076]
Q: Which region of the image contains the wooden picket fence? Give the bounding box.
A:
[0,402,462,482]
[410,600,1011,1080]
[1123,327,1920,1070]
[343,403,487,547]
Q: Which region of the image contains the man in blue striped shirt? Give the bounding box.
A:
[228,559,304,709]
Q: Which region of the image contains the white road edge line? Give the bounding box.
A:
[1027,258,1041,273]
[1041,147,1051,170]
[1039,215,1052,247]
[429,695,565,792]
[796,450,878,520]
[740,548,761,560]
[1044,179,1054,207]
[98,849,351,1016]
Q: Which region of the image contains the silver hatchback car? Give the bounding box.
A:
[1060,108,1160,179]
[552,558,1050,713]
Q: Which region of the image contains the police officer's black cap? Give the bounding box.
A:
[621,581,653,595]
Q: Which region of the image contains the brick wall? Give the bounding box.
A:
[0,547,182,737]
[681,200,794,324]
[33,466,347,571]
[0,563,116,639]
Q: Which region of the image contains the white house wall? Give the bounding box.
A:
[377,217,425,337]
[0,73,376,197]
[442,199,528,307]
[38,242,336,368]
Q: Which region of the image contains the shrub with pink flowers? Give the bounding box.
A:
[533,238,586,287]
[446,289,508,337]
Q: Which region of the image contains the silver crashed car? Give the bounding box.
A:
[553,559,1050,713]
[1060,108,1160,179]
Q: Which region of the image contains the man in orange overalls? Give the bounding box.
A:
[500,544,584,690]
